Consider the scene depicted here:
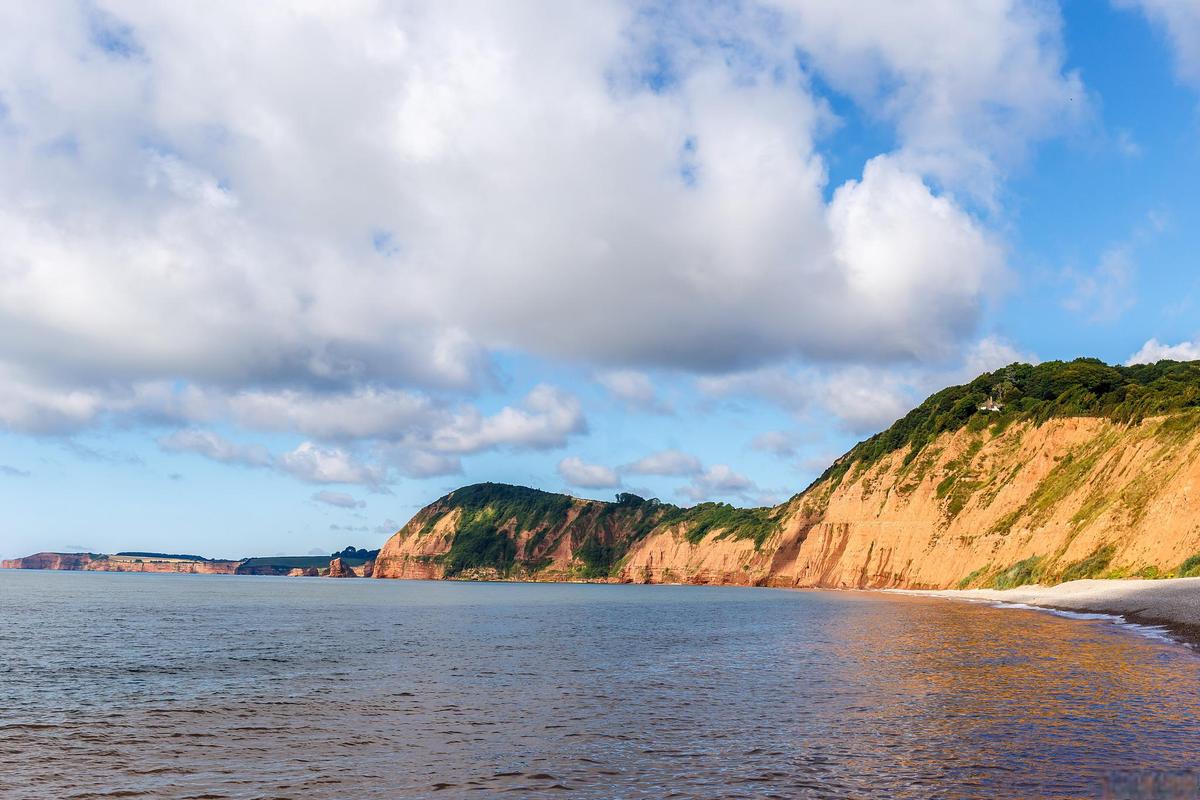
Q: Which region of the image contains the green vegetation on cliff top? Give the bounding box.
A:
[819,358,1200,488]
[421,483,781,577]
[417,359,1200,585]
[115,551,212,561]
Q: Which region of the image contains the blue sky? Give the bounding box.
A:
[1,0,1199,559]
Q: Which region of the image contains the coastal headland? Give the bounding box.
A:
[374,360,1200,601]
[11,359,1200,630]
[1,547,377,577]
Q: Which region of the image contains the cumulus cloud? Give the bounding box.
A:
[622,449,703,476]
[222,388,439,441]
[557,456,622,489]
[819,368,915,434]
[158,429,390,488]
[782,1,1085,200]
[960,336,1036,379]
[596,370,671,414]
[1127,339,1200,365]
[677,464,759,503]
[426,385,586,454]
[158,429,271,468]
[0,0,1081,439]
[144,381,585,489]
[381,448,463,480]
[311,490,365,509]
[700,336,1037,434]
[822,155,1004,357]
[277,443,388,489]
[0,366,111,435]
[696,367,815,415]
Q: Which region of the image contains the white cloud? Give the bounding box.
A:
[677,464,759,503]
[0,464,30,477]
[311,490,365,509]
[381,448,463,480]
[823,155,1004,359]
[596,370,671,414]
[0,0,1080,434]
[557,456,621,489]
[157,429,271,468]
[0,365,110,435]
[1127,339,1200,365]
[960,336,1035,379]
[696,367,815,414]
[819,368,916,434]
[224,388,438,441]
[1116,0,1200,88]
[699,336,1037,434]
[622,449,703,476]
[426,385,586,454]
[277,442,388,488]
[780,0,1086,200]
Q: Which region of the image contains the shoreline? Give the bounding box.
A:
[10,563,1200,647]
[888,577,1200,648]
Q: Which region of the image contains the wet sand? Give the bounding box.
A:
[891,577,1200,642]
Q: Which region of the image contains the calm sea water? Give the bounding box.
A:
[2,571,1199,799]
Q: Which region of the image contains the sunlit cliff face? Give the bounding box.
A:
[375,413,1200,590]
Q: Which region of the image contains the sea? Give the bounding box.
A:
[2,570,1199,799]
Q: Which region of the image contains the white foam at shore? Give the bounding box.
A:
[890,581,1197,647]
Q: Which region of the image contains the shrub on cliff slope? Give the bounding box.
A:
[819,359,1200,488]
[665,503,780,548]
[420,483,781,578]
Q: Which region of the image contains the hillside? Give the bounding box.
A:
[2,546,379,577]
[372,483,780,581]
[0,552,243,574]
[375,359,1200,589]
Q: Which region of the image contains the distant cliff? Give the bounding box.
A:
[375,359,1200,590]
[3,547,378,577]
[0,552,241,574]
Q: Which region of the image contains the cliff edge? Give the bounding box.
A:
[376,359,1200,590]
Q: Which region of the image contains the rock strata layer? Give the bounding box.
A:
[375,414,1200,590]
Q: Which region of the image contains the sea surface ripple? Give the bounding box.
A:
[2,571,1198,799]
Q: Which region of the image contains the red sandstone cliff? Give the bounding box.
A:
[374,415,1200,591]
[0,552,241,574]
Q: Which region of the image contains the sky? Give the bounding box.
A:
[1,0,1199,559]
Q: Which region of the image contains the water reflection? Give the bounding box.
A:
[1,572,1197,799]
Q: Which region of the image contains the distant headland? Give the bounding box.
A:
[1,546,379,578]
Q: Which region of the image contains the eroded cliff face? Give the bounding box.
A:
[0,553,241,574]
[754,415,1200,589]
[373,486,687,582]
[375,414,1200,590]
[1,552,99,570]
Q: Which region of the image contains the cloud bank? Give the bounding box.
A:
[0,1,1084,491]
